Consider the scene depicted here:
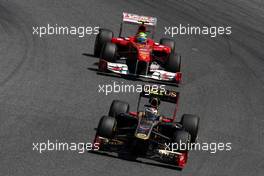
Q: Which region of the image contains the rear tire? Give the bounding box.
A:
[100,42,117,62]
[108,100,129,118]
[94,29,113,57]
[97,116,116,138]
[181,114,200,143]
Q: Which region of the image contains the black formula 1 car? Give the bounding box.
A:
[92,87,200,169]
[94,12,182,85]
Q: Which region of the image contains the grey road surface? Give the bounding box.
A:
[0,0,263,175]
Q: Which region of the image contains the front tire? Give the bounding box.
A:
[173,129,191,152]
[97,116,116,138]
[100,42,117,62]
[160,38,181,72]
[167,53,181,72]
[94,29,113,57]
[181,114,200,143]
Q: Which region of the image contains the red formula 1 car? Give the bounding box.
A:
[94,12,182,85]
[92,87,200,169]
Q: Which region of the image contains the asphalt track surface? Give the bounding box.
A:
[0,0,264,175]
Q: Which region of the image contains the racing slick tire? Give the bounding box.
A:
[100,42,117,62]
[173,129,191,151]
[108,100,129,118]
[97,116,117,138]
[160,38,175,52]
[160,38,181,72]
[181,114,200,143]
[167,53,181,72]
[94,29,113,57]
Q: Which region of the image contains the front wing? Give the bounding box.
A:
[98,59,182,85]
[92,135,187,169]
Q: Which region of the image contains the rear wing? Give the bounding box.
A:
[139,87,179,104]
[122,12,157,26]
[138,86,180,120]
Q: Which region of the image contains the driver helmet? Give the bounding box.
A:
[149,97,160,108]
[137,32,147,44]
[144,106,158,120]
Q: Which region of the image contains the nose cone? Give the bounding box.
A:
[135,133,149,140]
[138,51,151,62]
